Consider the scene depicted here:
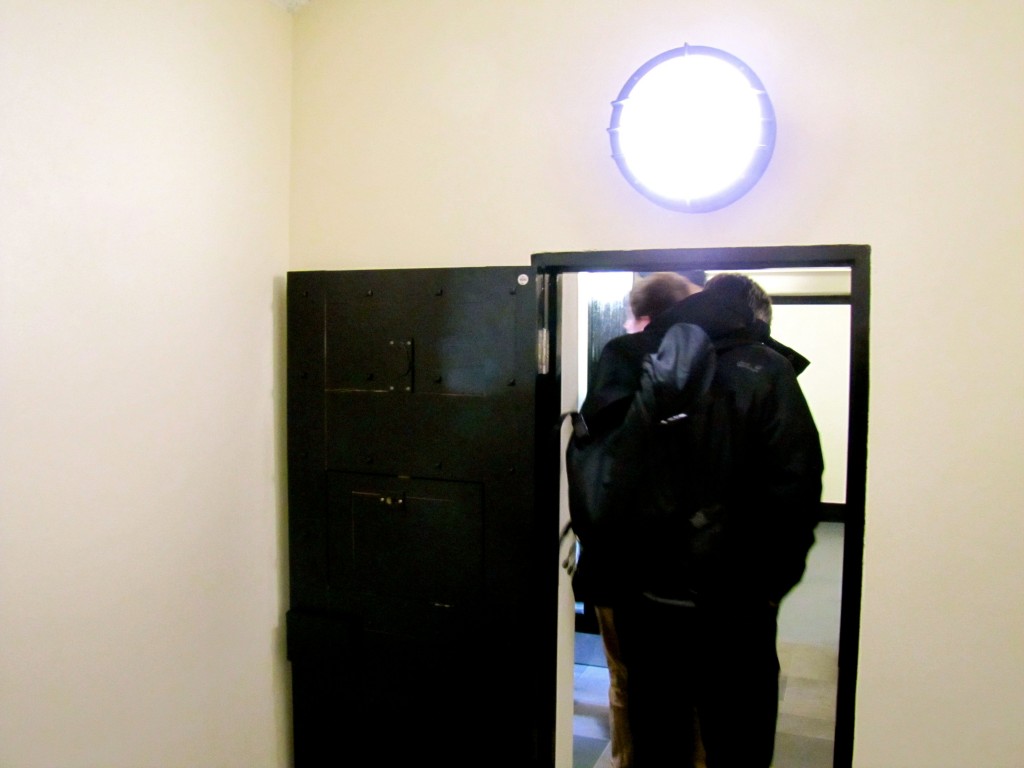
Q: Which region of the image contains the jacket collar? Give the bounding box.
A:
[645,291,812,376]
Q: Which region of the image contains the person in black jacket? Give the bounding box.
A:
[575,271,701,768]
[583,273,823,768]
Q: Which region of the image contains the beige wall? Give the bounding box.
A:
[291,2,1024,767]
[0,1,292,766]
[2,0,1022,766]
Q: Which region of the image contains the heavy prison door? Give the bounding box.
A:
[286,268,556,767]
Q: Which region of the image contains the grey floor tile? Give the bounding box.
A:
[773,731,834,767]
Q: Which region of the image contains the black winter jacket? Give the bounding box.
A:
[573,289,823,607]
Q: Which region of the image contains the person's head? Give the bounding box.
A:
[704,272,772,326]
[627,271,701,332]
[676,269,707,288]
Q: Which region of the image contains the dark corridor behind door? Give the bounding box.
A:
[286,268,556,767]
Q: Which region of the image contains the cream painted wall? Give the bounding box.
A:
[291,2,1024,767]
[0,2,292,766]
[2,1,1020,766]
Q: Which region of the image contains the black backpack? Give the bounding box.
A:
[562,323,718,601]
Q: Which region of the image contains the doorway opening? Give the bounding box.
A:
[532,245,869,768]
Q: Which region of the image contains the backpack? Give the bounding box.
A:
[562,323,718,601]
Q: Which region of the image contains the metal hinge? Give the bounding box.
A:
[535,272,550,374]
[537,328,549,374]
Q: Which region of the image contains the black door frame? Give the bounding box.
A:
[531,244,870,768]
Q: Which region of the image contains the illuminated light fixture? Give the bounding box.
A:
[609,45,776,212]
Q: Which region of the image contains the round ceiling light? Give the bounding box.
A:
[609,45,776,213]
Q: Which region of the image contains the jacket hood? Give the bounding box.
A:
[645,290,811,375]
[646,290,755,346]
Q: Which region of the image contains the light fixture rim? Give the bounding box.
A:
[608,44,777,213]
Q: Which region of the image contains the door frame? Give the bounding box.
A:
[531,244,869,768]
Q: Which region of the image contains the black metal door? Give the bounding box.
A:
[286,267,554,767]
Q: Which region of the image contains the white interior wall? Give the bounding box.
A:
[2,1,1021,767]
[771,303,850,504]
[290,2,1024,767]
[0,2,293,766]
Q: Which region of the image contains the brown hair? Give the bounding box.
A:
[629,272,696,319]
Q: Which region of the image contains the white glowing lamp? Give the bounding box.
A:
[609,45,776,212]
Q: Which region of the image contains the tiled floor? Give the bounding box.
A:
[573,522,844,768]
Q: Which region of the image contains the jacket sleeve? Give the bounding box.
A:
[754,363,825,603]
